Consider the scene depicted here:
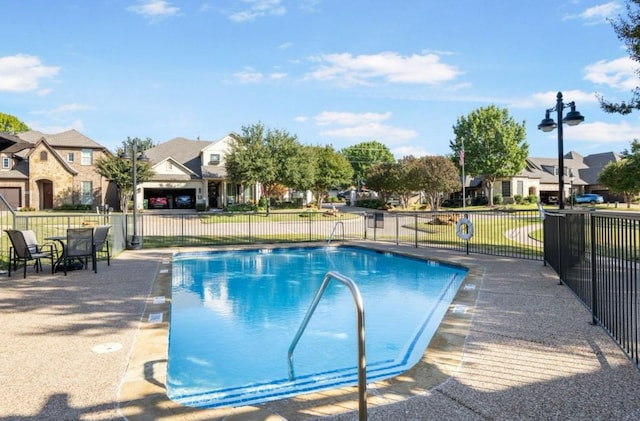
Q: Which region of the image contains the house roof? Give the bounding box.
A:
[145,137,213,178]
[26,138,78,175]
[17,129,106,149]
[0,131,33,154]
[519,150,616,187]
[0,160,28,179]
[201,165,227,179]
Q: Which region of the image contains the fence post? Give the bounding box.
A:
[414,213,418,248]
[590,212,598,325]
[395,213,399,246]
[465,212,469,255]
[181,214,185,246]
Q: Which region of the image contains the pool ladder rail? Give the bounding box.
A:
[287,270,367,421]
[327,221,345,245]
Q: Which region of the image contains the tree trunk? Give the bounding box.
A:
[120,191,132,214]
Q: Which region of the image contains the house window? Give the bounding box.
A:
[209,153,220,165]
[80,181,93,205]
[517,180,524,196]
[40,151,48,161]
[501,181,512,197]
[2,157,9,169]
[81,149,92,165]
[67,153,74,163]
[166,161,173,171]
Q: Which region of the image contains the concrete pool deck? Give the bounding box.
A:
[2,242,640,420]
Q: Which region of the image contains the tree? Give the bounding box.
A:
[307,145,353,209]
[225,122,309,214]
[394,156,423,209]
[122,136,155,151]
[0,112,30,134]
[415,155,461,210]
[94,137,155,213]
[341,141,395,188]
[365,162,402,204]
[599,0,640,114]
[598,140,640,206]
[450,105,528,206]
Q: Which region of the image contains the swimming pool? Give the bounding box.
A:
[166,246,467,408]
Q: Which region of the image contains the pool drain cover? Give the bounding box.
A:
[92,343,123,354]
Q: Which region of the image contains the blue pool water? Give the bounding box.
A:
[166,246,467,408]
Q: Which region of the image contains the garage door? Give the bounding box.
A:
[0,187,21,209]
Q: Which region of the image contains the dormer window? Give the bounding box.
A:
[208,153,220,165]
[2,156,9,169]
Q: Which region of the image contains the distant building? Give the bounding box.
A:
[139,133,258,210]
[0,129,116,210]
[460,150,623,204]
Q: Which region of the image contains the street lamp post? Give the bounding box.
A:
[120,140,148,250]
[538,91,585,210]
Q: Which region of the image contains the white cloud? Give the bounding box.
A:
[234,68,262,83]
[391,144,430,159]
[311,111,417,143]
[563,2,622,24]
[584,57,638,90]
[319,123,417,143]
[511,90,599,109]
[228,0,286,22]
[564,120,640,142]
[32,103,90,115]
[314,111,392,126]
[305,51,462,86]
[30,119,85,134]
[128,1,180,20]
[269,72,287,80]
[0,54,59,93]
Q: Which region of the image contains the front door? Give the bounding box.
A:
[208,181,219,208]
[41,181,53,209]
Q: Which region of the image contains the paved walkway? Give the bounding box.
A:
[2,243,640,420]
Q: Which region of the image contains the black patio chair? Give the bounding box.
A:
[63,228,96,275]
[93,225,111,267]
[4,229,55,278]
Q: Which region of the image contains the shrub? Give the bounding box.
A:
[493,194,503,205]
[258,197,267,209]
[514,194,524,205]
[225,203,257,212]
[355,198,385,209]
[472,196,488,206]
[53,204,92,211]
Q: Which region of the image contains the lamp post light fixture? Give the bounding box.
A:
[538,91,584,209]
[569,170,575,209]
[119,140,149,250]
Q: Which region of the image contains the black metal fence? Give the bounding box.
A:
[0,208,546,268]
[544,210,640,367]
[364,209,543,260]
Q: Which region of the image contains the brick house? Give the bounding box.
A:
[0,129,116,210]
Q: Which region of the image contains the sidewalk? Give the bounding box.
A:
[2,244,640,420]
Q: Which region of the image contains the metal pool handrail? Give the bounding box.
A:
[287,270,367,421]
[327,220,345,245]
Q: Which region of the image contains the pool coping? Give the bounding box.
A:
[117,241,482,420]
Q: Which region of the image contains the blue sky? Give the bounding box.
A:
[1,0,639,158]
